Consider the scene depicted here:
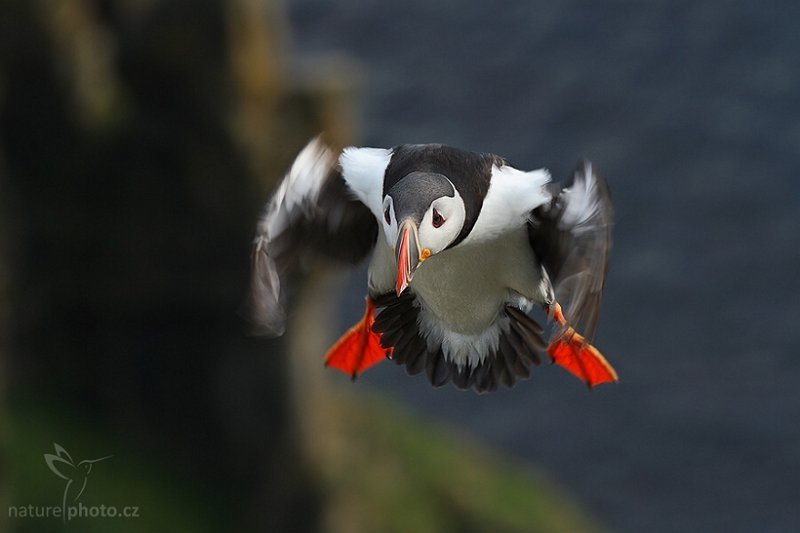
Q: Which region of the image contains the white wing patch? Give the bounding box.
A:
[252,137,336,336]
[257,137,333,241]
[339,146,393,222]
[559,161,603,232]
[463,164,551,245]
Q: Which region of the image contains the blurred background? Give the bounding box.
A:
[1,0,799,532]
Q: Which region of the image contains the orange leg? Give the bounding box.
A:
[324,297,390,380]
[546,302,618,388]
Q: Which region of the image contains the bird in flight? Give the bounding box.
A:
[250,137,617,393]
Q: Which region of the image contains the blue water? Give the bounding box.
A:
[286,2,800,531]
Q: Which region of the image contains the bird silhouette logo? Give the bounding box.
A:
[44,443,112,521]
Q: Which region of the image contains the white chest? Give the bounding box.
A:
[411,228,542,333]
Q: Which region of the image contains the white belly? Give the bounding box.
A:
[411,228,541,334]
[368,227,545,368]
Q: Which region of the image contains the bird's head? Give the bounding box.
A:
[381,171,466,295]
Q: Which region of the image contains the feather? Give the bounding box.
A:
[504,328,533,378]
[506,307,546,357]
[473,361,497,393]
[249,138,379,336]
[494,336,516,388]
[404,335,428,376]
[529,160,613,342]
[425,349,451,387]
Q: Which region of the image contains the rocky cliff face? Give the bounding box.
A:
[0,1,353,530]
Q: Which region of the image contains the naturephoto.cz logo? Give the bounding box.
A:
[7,443,140,522]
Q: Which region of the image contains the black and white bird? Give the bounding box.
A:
[251,137,617,393]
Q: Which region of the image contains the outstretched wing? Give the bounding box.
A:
[529,161,613,342]
[250,137,379,335]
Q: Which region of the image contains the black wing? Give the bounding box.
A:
[250,138,378,335]
[529,161,613,342]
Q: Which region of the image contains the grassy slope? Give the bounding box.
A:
[6,402,223,533]
[7,394,599,533]
[312,391,600,533]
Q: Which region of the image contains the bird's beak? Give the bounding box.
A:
[396,220,423,296]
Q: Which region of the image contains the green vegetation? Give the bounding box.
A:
[6,401,224,533]
[7,393,599,533]
[307,391,599,533]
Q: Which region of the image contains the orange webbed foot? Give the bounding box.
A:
[324,297,390,380]
[546,302,618,388]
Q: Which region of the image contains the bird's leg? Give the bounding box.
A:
[324,297,390,380]
[549,301,567,327]
[545,302,618,388]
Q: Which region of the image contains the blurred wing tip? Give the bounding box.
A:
[265,136,338,233]
[557,160,612,231]
[574,159,594,178]
[295,136,337,174]
[241,292,287,337]
[247,238,287,336]
[251,320,286,338]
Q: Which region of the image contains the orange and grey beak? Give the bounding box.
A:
[395,220,423,296]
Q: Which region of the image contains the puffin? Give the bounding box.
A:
[250,137,617,393]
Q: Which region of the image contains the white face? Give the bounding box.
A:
[416,191,466,256]
[381,195,398,246]
[381,189,466,256]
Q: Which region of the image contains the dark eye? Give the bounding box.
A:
[432,209,445,228]
[384,207,391,224]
